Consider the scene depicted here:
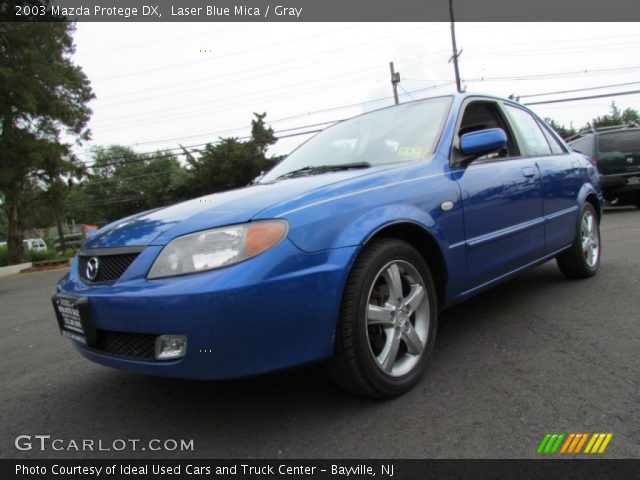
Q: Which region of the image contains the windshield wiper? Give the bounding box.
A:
[273,162,371,181]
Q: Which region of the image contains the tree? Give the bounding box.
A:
[0,7,94,264]
[544,117,577,140]
[184,113,279,197]
[590,101,640,129]
[67,146,187,224]
[545,103,640,141]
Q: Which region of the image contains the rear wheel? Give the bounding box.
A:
[556,203,601,279]
[327,238,437,398]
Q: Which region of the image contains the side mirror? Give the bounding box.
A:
[459,128,507,159]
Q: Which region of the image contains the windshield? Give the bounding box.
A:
[260,96,452,183]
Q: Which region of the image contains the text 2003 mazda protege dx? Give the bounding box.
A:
[53,94,602,398]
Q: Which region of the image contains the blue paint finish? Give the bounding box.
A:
[54,93,602,380]
[459,128,507,157]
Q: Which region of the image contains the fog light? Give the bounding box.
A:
[155,335,187,360]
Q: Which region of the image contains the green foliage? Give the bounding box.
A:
[544,117,577,140]
[0,8,94,265]
[0,245,78,267]
[64,113,279,224]
[590,101,640,129]
[183,113,278,197]
[67,146,187,224]
[24,248,56,263]
[545,103,640,141]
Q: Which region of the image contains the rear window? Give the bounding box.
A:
[569,135,594,157]
[598,130,640,153]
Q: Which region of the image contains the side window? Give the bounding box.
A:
[504,105,552,156]
[569,135,594,157]
[538,122,567,155]
[457,101,519,160]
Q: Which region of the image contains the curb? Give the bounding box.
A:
[20,259,71,273]
[0,262,33,277]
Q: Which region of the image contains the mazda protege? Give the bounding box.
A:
[53,93,602,398]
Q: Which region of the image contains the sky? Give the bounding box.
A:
[71,22,640,161]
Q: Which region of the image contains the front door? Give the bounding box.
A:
[453,99,545,291]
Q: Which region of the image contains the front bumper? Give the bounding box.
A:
[56,239,357,380]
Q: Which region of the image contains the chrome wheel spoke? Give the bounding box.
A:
[403,326,423,356]
[586,213,594,234]
[581,211,599,268]
[367,303,395,326]
[581,236,590,251]
[383,263,404,303]
[404,284,426,315]
[366,259,431,378]
[378,330,402,373]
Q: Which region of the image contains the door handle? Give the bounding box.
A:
[521,167,537,178]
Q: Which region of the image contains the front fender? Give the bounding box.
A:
[273,179,463,254]
[265,178,466,302]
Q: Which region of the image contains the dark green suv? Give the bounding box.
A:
[568,125,640,207]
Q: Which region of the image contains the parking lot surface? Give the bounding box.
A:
[1,209,639,459]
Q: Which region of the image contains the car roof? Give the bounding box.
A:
[567,124,639,143]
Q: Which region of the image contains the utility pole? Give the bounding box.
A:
[389,61,400,105]
[448,0,462,93]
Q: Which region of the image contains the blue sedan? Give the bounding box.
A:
[53,93,602,398]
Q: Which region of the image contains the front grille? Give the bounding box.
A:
[78,253,140,283]
[94,330,157,360]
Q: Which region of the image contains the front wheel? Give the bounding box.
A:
[327,238,438,398]
[556,203,601,279]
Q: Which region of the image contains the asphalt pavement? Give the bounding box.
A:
[1,208,639,459]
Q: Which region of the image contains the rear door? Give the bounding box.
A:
[454,99,545,290]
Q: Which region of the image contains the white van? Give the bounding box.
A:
[23,238,47,252]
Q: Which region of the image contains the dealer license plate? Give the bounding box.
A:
[52,294,90,344]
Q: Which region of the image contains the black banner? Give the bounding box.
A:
[3,0,640,22]
[5,460,640,480]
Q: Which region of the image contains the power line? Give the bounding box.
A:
[92,24,358,82]
[77,81,640,168]
[80,125,336,169]
[518,80,640,99]
[90,64,640,137]
[78,82,459,165]
[66,195,146,209]
[399,85,415,100]
[90,26,449,106]
[88,60,440,131]
[90,59,431,127]
[524,89,640,106]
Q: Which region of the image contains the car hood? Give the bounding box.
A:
[82,168,388,249]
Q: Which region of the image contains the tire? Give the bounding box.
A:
[327,238,438,398]
[556,203,601,279]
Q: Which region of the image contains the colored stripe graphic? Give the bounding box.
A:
[539,433,613,454]
[585,433,613,454]
[537,433,565,454]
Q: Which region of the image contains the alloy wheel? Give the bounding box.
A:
[365,260,430,377]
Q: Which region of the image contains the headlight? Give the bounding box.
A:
[147,220,288,279]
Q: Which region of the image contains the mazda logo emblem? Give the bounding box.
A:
[627,157,634,164]
[86,257,100,281]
